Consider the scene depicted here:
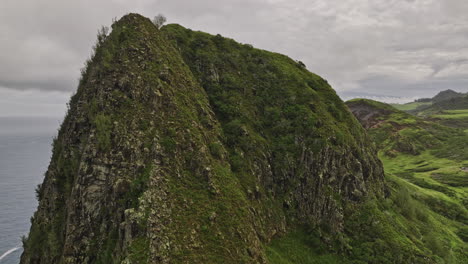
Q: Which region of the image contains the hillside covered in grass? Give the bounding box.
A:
[347,99,468,263]
[347,99,464,157]
[392,90,468,130]
[392,89,466,112]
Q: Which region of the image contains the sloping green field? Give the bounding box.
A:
[392,102,432,111]
[344,99,468,263]
[433,110,468,119]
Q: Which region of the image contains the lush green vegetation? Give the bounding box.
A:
[267,230,345,264]
[23,13,467,264]
[94,114,112,151]
[347,99,463,156]
[433,110,468,119]
[267,169,468,263]
[392,101,432,111]
[388,92,468,133]
[379,155,468,262]
[162,23,368,154]
[345,99,468,263]
[161,22,382,263]
[404,93,468,128]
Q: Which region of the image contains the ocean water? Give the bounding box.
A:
[0,117,60,264]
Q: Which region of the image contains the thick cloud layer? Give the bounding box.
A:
[1,0,468,116]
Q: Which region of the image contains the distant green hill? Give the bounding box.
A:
[432,89,465,103]
[347,99,461,156]
[392,90,468,130]
[410,95,468,115]
[392,89,466,112]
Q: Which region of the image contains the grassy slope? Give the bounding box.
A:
[400,95,468,130]
[432,109,468,131]
[392,102,432,111]
[268,172,468,263]
[348,99,462,156]
[346,99,468,263]
[266,230,344,264]
[433,110,468,119]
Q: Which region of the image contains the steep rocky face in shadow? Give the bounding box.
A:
[346,100,394,129]
[21,14,385,264]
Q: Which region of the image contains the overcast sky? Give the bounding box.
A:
[2,0,468,117]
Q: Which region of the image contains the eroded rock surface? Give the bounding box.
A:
[21,14,385,264]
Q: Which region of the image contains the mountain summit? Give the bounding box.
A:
[21,14,387,263]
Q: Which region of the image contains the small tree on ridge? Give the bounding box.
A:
[152,14,167,29]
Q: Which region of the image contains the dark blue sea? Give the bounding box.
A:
[0,117,60,264]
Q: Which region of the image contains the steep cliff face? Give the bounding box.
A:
[21,14,385,263]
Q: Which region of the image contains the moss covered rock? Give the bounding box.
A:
[21,14,385,264]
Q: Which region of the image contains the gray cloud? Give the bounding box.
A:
[0,86,69,117]
[1,0,468,110]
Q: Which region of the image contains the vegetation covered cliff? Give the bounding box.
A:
[21,13,465,264]
[20,13,384,263]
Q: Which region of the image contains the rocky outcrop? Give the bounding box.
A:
[346,100,394,129]
[21,14,385,264]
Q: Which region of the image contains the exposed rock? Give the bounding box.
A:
[21,14,385,264]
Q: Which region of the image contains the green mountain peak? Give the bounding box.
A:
[21,14,467,264]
